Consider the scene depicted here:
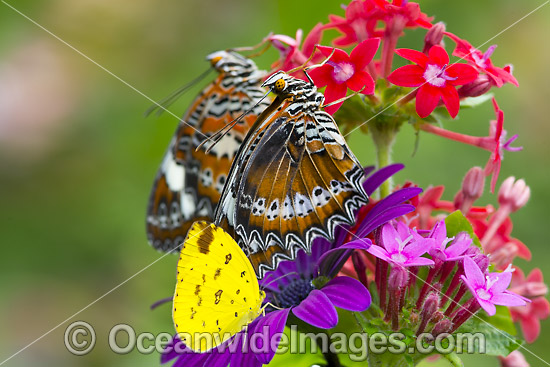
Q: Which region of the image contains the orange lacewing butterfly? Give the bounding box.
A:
[146,50,272,252]
[214,71,369,278]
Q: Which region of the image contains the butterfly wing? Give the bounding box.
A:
[146,72,270,253]
[216,98,368,277]
[173,221,265,352]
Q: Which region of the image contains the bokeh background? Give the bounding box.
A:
[0,0,548,366]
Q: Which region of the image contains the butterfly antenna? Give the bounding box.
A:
[322,85,367,109]
[231,32,272,53]
[286,44,335,76]
[145,67,214,117]
[197,89,272,153]
[150,296,172,310]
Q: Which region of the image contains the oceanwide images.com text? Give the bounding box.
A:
[64,321,486,361]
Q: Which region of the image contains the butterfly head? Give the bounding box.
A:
[207,50,255,73]
[262,71,313,99]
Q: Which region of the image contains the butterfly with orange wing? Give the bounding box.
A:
[146,51,271,253]
[215,71,369,278]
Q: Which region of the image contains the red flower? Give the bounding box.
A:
[268,23,324,73]
[484,98,522,192]
[325,0,382,47]
[509,268,550,343]
[372,0,433,29]
[388,45,478,118]
[309,39,380,115]
[445,32,519,88]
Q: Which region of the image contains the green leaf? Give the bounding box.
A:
[444,211,482,249]
[477,306,517,335]
[456,316,523,356]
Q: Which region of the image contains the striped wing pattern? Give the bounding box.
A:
[146,51,271,252]
[215,72,368,278]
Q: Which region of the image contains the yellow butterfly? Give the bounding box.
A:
[173,221,266,352]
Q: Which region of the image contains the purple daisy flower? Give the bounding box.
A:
[161,164,420,367]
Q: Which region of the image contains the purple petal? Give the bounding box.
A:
[355,204,416,237]
[491,293,527,308]
[362,163,405,196]
[462,256,486,289]
[230,331,262,367]
[316,238,372,276]
[204,346,231,367]
[363,166,376,178]
[322,276,371,312]
[292,290,338,329]
[252,309,290,364]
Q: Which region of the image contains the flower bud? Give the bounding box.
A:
[458,74,493,98]
[431,318,452,336]
[389,266,409,291]
[499,350,530,367]
[498,177,531,212]
[471,253,490,273]
[423,22,446,54]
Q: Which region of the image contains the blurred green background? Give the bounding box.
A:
[0,0,548,366]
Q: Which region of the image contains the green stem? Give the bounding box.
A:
[370,124,398,199]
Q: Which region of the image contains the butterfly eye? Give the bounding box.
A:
[210,56,223,66]
[274,78,286,92]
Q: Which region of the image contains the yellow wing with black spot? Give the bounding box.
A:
[173,221,265,352]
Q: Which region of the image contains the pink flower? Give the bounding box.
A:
[364,222,435,267]
[309,39,380,114]
[388,45,478,118]
[268,23,324,73]
[445,32,519,88]
[428,221,473,262]
[460,257,528,316]
[509,268,550,343]
[499,351,530,367]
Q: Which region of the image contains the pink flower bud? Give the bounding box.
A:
[472,253,490,273]
[498,177,531,212]
[422,22,446,54]
[490,242,518,270]
[458,74,493,98]
[499,350,530,367]
[388,266,409,291]
[431,318,452,336]
[455,166,485,212]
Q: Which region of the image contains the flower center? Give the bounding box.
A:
[328,61,355,83]
[476,288,492,301]
[423,64,456,87]
[276,278,315,308]
[390,252,407,263]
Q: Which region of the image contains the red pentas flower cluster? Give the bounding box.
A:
[267,0,520,189]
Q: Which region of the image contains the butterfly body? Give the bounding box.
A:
[173,221,265,352]
[147,51,271,253]
[216,71,369,278]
